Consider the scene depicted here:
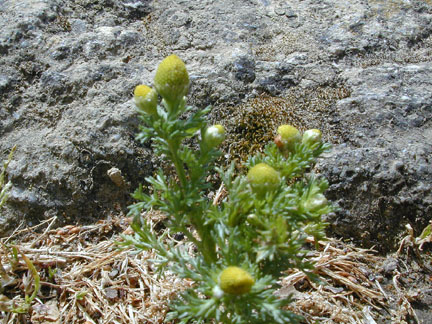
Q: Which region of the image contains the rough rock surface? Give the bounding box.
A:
[0,0,431,259]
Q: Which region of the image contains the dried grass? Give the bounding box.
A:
[281,238,387,324]
[0,215,421,323]
[0,216,190,324]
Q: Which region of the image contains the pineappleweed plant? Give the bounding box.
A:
[121,55,332,323]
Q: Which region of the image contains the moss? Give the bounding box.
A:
[255,32,322,62]
[352,34,432,68]
[56,16,71,32]
[368,0,417,19]
[215,85,351,165]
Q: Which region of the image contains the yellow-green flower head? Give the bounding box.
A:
[276,125,301,152]
[219,266,254,295]
[246,214,260,226]
[302,129,322,147]
[134,85,158,115]
[247,163,280,196]
[154,54,189,105]
[302,193,328,212]
[203,124,226,148]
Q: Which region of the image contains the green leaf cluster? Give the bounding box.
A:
[121,56,332,323]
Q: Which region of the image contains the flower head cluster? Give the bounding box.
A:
[247,163,280,196]
[274,125,301,153]
[203,124,226,148]
[134,85,158,115]
[275,124,323,156]
[302,193,328,212]
[302,129,322,147]
[154,54,189,108]
[126,55,331,324]
[134,54,190,115]
[219,266,255,295]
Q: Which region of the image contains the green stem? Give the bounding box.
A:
[162,105,218,264]
[11,247,40,313]
[168,141,188,190]
[168,140,217,264]
[195,223,217,264]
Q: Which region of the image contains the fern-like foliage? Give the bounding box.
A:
[120,55,332,323]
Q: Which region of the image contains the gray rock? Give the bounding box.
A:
[0,0,431,251]
[319,63,432,250]
[380,257,399,277]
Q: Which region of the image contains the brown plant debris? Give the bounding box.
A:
[0,215,424,323]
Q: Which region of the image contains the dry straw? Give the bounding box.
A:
[0,214,419,323]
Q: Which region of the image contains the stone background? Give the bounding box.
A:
[0,0,431,251]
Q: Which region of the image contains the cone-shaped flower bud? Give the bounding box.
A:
[154,54,189,107]
[219,266,254,295]
[247,163,280,196]
[276,125,301,153]
[302,129,322,147]
[246,214,259,226]
[302,193,328,212]
[134,85,158,115]
[203,124,226,148]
